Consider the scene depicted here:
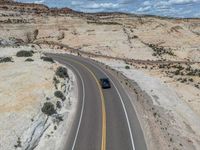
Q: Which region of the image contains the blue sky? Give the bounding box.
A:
[16,0,200,18]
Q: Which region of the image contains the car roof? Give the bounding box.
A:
[100,78,109,80]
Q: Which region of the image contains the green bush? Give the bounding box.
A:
[53,76,60,89]
[195,84,199,89]
[188,78,193,82]
[41,56,54,63]
[125,65,130,69]
[0,57,13,63]
[16,50,33,57]
[174,70,180,75]
[41,102,56,116]
[25,58,34,62]
[56,66,69,78]
[14,137,22,148]
[54,90,66,101]
[55,115,63,122]
[56,101,62,109]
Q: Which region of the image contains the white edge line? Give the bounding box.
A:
[57,60,85,150]
[86,60,136,150]
[67,63,85,150]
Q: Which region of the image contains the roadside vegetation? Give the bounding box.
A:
[41,56,54,63]
[125,65,130,69]
[25,58,34,62]
[54,90,66,101]
[0,57,13,63]
[41,102,56,116]
[133,62,200,89]
[56,66,69,78]
[16,50,34,57]
[147,43,176,57]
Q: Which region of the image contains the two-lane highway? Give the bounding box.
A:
[47,53,147,150]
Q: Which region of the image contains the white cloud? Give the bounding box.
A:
[86,2,119,9]
[137,6,151,12]
[143,1,151,6]
[168,0,198,4]
[70,1,120,10]
[34,0,44,4]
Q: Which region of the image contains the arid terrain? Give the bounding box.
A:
[0,0,200,150]
[0,46,78,150]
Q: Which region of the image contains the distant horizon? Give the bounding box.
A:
[16,0,200,18]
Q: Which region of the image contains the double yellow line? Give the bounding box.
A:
[68,59,107,150]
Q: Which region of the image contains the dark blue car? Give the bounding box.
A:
[100,78,111,89]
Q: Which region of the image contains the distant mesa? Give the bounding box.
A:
[0,0,74,14]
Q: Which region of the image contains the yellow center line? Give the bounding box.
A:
[67,58,107,150]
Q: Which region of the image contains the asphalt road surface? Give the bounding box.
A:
[47,53,147,150]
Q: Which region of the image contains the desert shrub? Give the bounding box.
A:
[56,66,69,78]
[195,84,199,89]
[187,69,200,76]
[14,137,22,148]
[16,50,33,57]
[181,78,187,83]
[53,77,60,84]
[148,43,175,57]
[133,35,138,38]
[177,78,182,81]
[41,56,54,63]
[25,58,34,62]
[87,21,121,25]
[125,65,130,69]
[152,53,157,56]
[54,115,63,122]
[41,102,56,116]
[54,90,66,101]
[174,70,180,75]
[159,64,165,68]
[56,101,62,109]
[53,76,60,89]
[188,78,193,82]
[46,97,50,100]
[0,57,13,63]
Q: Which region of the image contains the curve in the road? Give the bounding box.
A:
[64,62,86,150]
[47,53,147,150]
[85,59,135,150]
[69,59,107,150]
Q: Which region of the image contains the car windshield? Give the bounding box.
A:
[102,78,108,82]
[103,81,108,84]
